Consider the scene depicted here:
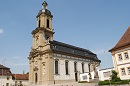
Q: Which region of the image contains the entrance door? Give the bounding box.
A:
[75,73,78,81]
[35,73,38,84]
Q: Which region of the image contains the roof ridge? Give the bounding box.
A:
[109,26,130,51]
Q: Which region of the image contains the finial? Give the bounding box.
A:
[42,0,48,10]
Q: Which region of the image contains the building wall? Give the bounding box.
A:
[0,75,29,86]
[0,76,13,86]
[53,53,91,83]
[12,80,29,86]
[98,68,114,81]
[111,47,130,80]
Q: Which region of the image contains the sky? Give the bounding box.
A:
[0,0,130,74]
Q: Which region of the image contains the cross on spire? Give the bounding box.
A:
[42,0,48,10]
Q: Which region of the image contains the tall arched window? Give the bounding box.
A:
[38,20,41,27]
[55,60,58,74]
[82,63,84,73]
[65,61,69,74]
[74,62,77,72]
[47,19,49,28]
[35,73,38,83]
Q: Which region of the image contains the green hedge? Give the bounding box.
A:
[98,80,130,85]
[78,81,88,83]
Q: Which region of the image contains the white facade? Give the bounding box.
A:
[111,47,130,80]
[98,67,114,81]
[0,75,13,86]
[0,75,29,86]
[12,80,29,86]
[53,53,97,83]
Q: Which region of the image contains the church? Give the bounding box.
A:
[28,1,101,85]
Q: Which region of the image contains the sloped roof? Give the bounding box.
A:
[0,64,9,69]
[0,64,12,76]
[12,74,29,80]
[50,40,101,62]
[109,27,130,52]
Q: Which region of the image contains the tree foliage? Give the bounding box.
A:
[111,70,121,82]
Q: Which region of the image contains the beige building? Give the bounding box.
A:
[0,64,12,86]
[0,64,29,86]
[109,27,130,80]
[28,1,101,86]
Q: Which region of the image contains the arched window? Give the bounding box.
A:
[65,61,69,74]
[38,20,41,27]
[47,19,49,28]
[74,62,77,72]
[82,63,84,73]
[35,73,38,83]
[55,60,58,74]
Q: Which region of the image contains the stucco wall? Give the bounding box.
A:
[111,47,130,80]
[98,68,114,81]
[0,76,13,86]
[53,54,90,81]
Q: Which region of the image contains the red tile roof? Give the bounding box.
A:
[109,27,130,52]
[0,64,12,76]
[12,74,29,80]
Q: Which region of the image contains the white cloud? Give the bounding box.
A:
[0,29,4,34]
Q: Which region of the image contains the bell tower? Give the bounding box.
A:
[28,1,54,85]
[31,1,54,49]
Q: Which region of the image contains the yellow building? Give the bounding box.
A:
[28,1,101,85]
[109,27,130,80]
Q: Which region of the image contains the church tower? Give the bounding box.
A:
[32,1,54,49]
[28,1,54,85]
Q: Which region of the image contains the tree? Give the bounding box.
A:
[110,70,121,82]
[26,72,29,74]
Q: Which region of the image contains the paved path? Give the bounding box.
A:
[27,82,130,86]
[50,82,98,86]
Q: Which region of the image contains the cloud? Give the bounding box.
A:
[0,29,4,34]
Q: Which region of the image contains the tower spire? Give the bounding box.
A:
[42,0,48,10]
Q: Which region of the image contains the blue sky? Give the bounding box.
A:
[0,0,130,73]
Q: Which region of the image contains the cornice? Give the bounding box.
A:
[31,27,54,35]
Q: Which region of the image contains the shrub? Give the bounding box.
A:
[111,70,121,82]
[98,80,130,85]
[78,81,88,83]
[98,81,110,85]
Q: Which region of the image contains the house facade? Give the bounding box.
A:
[0,64,12,86]
[28,1,101,86]
[12,74,29,86]
[0,64,29,86]
[109,27,130,80]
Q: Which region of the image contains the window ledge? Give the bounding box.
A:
[121,74,126,76]
[55,74,60,76]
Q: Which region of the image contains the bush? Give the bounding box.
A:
[78,81,88,83]
[98,81,110,85]
[121,80,130,84]
[98,79,130,85]
[111,70,121,82]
